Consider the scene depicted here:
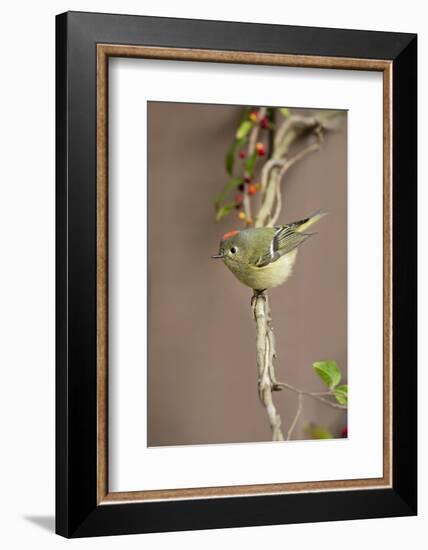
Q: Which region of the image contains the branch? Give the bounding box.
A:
[256,110,344,228]
[253,292,284,441]
[269,141,321,226]
[274,381,347,410]
[287,392,303,440]
[256,140,321,227]
[273,110,344,158]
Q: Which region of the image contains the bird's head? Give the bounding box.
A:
[212,229,249,270]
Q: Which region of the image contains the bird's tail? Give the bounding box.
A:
[295,210,327,233]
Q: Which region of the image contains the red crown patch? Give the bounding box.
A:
[222,230,239,241]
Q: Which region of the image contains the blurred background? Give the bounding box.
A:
[147,102,347,446]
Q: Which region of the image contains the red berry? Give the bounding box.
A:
[340,426,348,438]
[260,116,269,129]
[234,194,243,203]
[238,183,245,192]
[239,150,247,159]
[255,142,266,156]
[244,175,251,183]
[247,184,257,196]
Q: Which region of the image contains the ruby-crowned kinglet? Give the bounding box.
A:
[212,211,326,291]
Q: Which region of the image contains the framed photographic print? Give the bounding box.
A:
[56,11,417,538]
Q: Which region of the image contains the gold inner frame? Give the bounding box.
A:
[96,44,393,504]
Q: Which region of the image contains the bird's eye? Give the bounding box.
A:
[230,247,237,254]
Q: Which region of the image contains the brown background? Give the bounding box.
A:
[147,102,347,446]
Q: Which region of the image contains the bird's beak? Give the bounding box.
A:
[211,254,224,259]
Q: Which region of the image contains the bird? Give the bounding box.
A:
[211,211,326,292]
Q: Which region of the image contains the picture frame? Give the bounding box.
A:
[56,11,417,538]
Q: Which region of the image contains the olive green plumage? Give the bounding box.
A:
[212,211,326,291]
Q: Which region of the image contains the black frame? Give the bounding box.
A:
[56,11,417,538]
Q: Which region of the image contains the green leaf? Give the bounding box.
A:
[225,137,246,176]
[244,151,257,176]
[214,177,244,208]
[225,144,236,176]
[334,385,348,406]
[215,202,235,222]
[235,120,253,140]
[279,107,291,118]
[305,424,333,440]
[312,360,341,389]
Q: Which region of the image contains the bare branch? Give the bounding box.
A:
[287,392,303,440]
[273,114,317,157]
[253,292,284,441]
[269,141,321,225]
[270,175,282,229]
[260,159,283,193]
[275,381,347,410]
[256,114,323,227]
[279,141,321,179]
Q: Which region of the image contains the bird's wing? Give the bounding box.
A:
[254,225,311,268]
